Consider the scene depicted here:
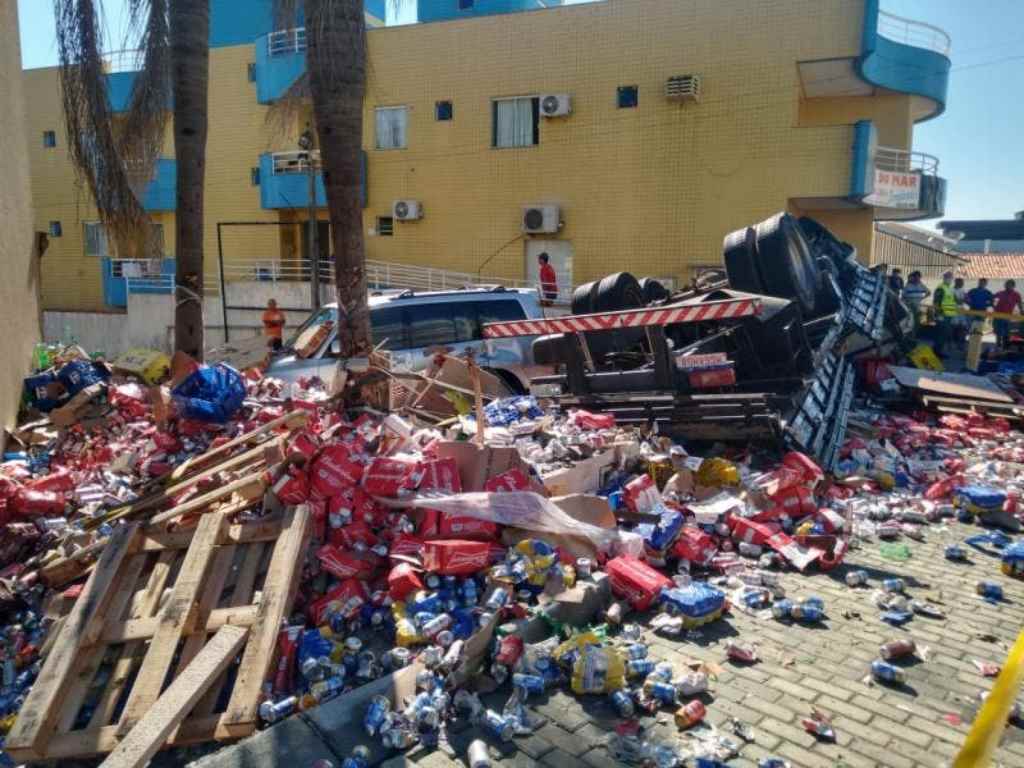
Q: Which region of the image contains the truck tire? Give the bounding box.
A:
[638,277,671,305]
[754,213,819,316]
[571,282,597,315]
[723,226,764,294]
[593,272,644,312]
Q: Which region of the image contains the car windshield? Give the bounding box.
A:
[284,306,338,353]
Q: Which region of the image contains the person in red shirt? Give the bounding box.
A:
[262,298,286,350]
[538,252,558,305]
[993,280,1023,348]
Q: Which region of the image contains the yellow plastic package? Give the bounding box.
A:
[555,633,626,695]
[696,457,740,488]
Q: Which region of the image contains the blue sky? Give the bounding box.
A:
[17,0,1023,228]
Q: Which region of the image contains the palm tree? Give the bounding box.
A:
[55,0,209,359]
[277,0,374,359]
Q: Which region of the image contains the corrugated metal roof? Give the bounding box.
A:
[961,253,1024,279]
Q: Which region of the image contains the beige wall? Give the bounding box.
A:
[0,0,42,449]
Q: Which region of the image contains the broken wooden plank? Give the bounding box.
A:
[147,472,267,527]
[888,365,1014,403]
[99,625,249,768]
[218,504,311,738]
[104,604,258,643]
[6,523,141,762]
[115,513,225,735]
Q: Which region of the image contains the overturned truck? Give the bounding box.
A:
[483,214,909,471]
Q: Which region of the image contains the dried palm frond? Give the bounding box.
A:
[54,0,171,259]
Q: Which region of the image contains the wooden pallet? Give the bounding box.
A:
[6,505,311,763]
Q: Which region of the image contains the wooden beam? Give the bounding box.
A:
[99,626,249,768]
[115,513,225,735]
[218,505,310,737]
[147,472,267,527]
[104,604,258,643]
[5,523,141,762]
[27,715,225,762]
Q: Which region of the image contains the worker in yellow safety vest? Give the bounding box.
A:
[932,271,959,357]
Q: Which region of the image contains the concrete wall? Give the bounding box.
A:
[0,0,42,447]
[44,281,328,357]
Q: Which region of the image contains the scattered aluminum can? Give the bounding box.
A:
[772,599,794,619]
[738,542,763,558]
[945,544,969,561]
[725,640,758,663]
[870,660,906,684]
[610,688,635,718]
[674,699,707,729]
[882,578,905,594]
[845,570,869,587]
[626,659,657,678]
[624,643,648,660]
[879,638,916,661]
[468,739,492,768]
[977,581,1003,600]
[480,709,515,742]
[511,673,546,696]
[363,694,391,736]
[576,558,592,579]
[259,695,297,724]
[643,679,678,705]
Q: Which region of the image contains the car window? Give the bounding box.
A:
[408,303,458,348]
[451,302,478,342]
[371,306,408,350]
[476,299,527,325]
[285,307,337,353]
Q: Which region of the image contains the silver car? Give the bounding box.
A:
[265,287,551,390]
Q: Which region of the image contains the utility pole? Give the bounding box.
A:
[299,127,320,309]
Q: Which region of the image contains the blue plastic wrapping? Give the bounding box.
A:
[171,364,246,423]
[56,359,108,397]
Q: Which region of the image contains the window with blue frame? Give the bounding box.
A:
[43,131,57,148]
[618,86,639,109]
[49,221,62,237]
[436,101,453,121]
[247,63,256,82]
[251,167,261,186]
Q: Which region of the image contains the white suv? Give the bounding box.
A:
[265,287,551,390]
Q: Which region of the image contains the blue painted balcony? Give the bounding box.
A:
[850,121,946,222]
[140,159,177,211]
[259,150,367,209]
[857,1,951,122]
[259,151,325,209]
[104,50,173,114]
[102,257,175,308]
[417,0,562,24]
[254,29,307,104]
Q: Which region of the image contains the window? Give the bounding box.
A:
[459,0,474,9]
[475,299,527,327]
[83,222,109,257]
[370,306,409,350]
[492,97,539,148]
[377,216,394,236]
[408,303,457,348]
[618,85,639,109]
[49,221,62,237]
[247,63,256,82]
[375,106,408,150]
[42,131,57,148]
[251,167,261,186]
[435,101,453,121]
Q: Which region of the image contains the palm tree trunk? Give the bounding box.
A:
[305,0,371,358]
[170,0,211,360]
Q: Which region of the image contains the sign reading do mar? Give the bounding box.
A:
[864,169,921,209]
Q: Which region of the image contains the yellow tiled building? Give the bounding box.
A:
[24,0,950,313]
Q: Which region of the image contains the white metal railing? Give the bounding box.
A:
[267,27,307,57]
[109,258,166,279]
[271,150,321,174]
[102,48,145,74]
[365,260,577,303]
[126,275,175,294]
[877,10,951,57]
[875,146,940,176]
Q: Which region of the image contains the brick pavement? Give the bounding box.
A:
[394,523,1024,768]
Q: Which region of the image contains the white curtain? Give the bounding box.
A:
[495,98,534,148]
[375,107,407,149]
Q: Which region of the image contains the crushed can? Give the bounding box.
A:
[845,570,869,587]
[642,679,678,706]
[879,638,916,661]
[945,544,967,562]
[626,659,656,679]
[676,671,709,697]
[882,578,905,594]
[725,640,758,663]
[610,688,635,718]
[790,603,823,623]
[468,739,492,768]
[363,694,391,736]
[511,673,546,697]
[480,709,515,742]
[772,599,794,620]
[977,581,1003,600]
[871,660,906,684]
[340,746,370,768]
[674,699,707,729]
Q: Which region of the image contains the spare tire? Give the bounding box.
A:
[593,272,644,312]
[754,213,819,316]
[638,277,671,305]
[571,281,597,315]
[723,226,764,294]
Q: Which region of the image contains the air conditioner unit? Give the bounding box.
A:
[665,74,701,102]
[522,204,561,234]
[539,94,571,118]
[392,200,422,221]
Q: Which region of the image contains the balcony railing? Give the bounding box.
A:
[271,150,321,174]
[875,146,940,176]
[103,48,145,74]
[267,27,307,57]
[877,10,951,57]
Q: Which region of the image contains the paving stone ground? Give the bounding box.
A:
[387,523,1024,768]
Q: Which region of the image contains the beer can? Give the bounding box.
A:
[882,578,905,594]
[845,570,869,587]
[791,604,823,622]
[945,544,967,561]
[738,542,763,558]
[674,699,706,729]
[363,694,391,736]
[624,643,649,660]
[626,659,657,678]
[870,660,906,684]
[725,640,758,663]
[643,680,678,705]
[576,558,593,579]
[771,599,793,620]
[610,688,635,717]
[468,739,492,768]
[512,673,546,696]
[480,709,515,742]
[879,638,916,661]
[977,581,1004,600]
